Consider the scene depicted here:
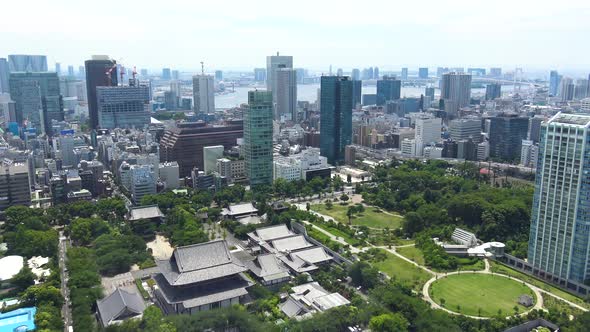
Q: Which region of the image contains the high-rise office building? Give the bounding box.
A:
[0,162,31,211]
[425,87,435,99]
[162,68,171,80]
[8,55,48,72]
[244,91,273,186]
[336,68,343,77]
[528,112,590,286]
[295,68,306,84]
[67,65,74,77]
[0,58,9,93]
[418,67,429,79]
[401,68,408,80]
[574,79,589,100]
[96,84,151,129]
[9,72,64,134]
[351,68,360,81]
[78,66,85,78]
[436,67,449,77]
[320,76,352,165]
[559,77,575,102]
[485,83,502,100]
[376,76,401,105]
[415,115,442,155]
[85,56,118,129]
[352,80,362,109]
[266,54,293,92]
[169,80,182,110]
[215,70,223,81]
[441,72,472,115]
[273,68,297,121]
[171,70,179,80]
[449,118,482,143]
[374,67,380,80]
[254,68,266,82]
[488,115,529,161]
[549,70,560,96]
[528,116,544,143]
[130,164,156,205]
[55,62,61,74]
[192,74,215,113]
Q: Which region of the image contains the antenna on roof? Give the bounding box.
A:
[200,61,204,75]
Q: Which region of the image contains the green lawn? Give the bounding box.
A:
[371,249,433,291]
[312,204,403,229]
[396,246,425,265]
[429,274,535,317]
[311,222,363,247]
[489,261,590,310]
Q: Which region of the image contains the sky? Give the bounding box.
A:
[1,0,590,74]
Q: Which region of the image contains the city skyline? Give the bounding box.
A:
[1,1,590,73]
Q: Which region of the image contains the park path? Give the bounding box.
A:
[422,261,544,320]
[298,219,361,254]
[300,203,589,315]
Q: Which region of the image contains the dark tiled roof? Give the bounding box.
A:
[96,288,145,327]
[157,240,248,286]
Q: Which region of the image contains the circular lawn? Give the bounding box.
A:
[429,273,535,317]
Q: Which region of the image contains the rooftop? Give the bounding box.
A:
[248,224,295,242]
[548,112,590,127]
[96,288,145,327]
[128,205,164,221]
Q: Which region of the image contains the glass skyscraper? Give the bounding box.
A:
[8,54,48,72]
[85,56,118,130]
[376,75,401,105]
[96,84,151,129]
[8,72,63,134]
[320,76,352,165]
[244,90,273,186]
[528,112,590,285]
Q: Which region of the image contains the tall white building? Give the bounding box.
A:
[273,148,329,181]
[477,141,490,161]
[581,98,590,113]
[266,54,293,92]
[273,68,297,122]
[130,164,156,205]
[449,118,482,143]
[203,145,224,174]
[159,161,180,189]
[414,115,442,156]
[192,75,215,113]
[520,140,538,168]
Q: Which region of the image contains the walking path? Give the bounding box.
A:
[297,201,589,316]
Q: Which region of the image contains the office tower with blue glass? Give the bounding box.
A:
[401,67,408,80]
[0,58,8,93]
[549,70,560,96]
[418,67,429,79]
[528,112,590,289]
[244,90,273,186]
[376,75,401,105]
[485,83,502,100]
[8,72,63,134]
[351,79,362,109]
[320,76,352,165]
[8,54,48,72]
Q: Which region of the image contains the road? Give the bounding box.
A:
[58,232,72,332]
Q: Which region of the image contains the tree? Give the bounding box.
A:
[347,174,352,184]
[20,284,63,307]
[325,200,333,210]
[340,193,349,203]
[306,203,310,212]
[369,313,409,332]
[12,266,35,291]
[347,205,356,225]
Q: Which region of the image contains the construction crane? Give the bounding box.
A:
[105,62,117,86]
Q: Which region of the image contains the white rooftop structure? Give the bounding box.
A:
[279,282,350,319]
[451,227,478,247]
[0,256,24,281]
[222,202,258,218]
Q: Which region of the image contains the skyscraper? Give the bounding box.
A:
[528,112,590,286]
[441,72,472,115]
[549,70,560,96]
[162,68,171,80]
[96,84,151,129]
[273,68,297,121]
[244,90,273,186]
[55,62,61,74]
[67,65,75,77]
[351,68,360,81]
[266,54,293,92]
[254,68,266,82]
[488,115,529,161]
[192,74,215,113]
[215,70,223,81]
[449,118,482,143]
[418,67,429,79]
[376,75,401,105]
[85,56,118,129]
[352,80,362,109]
[8,55,48,72]
[320,76,352,165]
[0,58,8,93]
[374,67,380,80]
[485,83,502,100]
[9,72,64,134]
[559,77,575,102]
[401,68,408,80]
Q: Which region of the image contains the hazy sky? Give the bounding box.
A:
[2,0,589,73]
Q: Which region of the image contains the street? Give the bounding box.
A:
[58,231,72,332]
